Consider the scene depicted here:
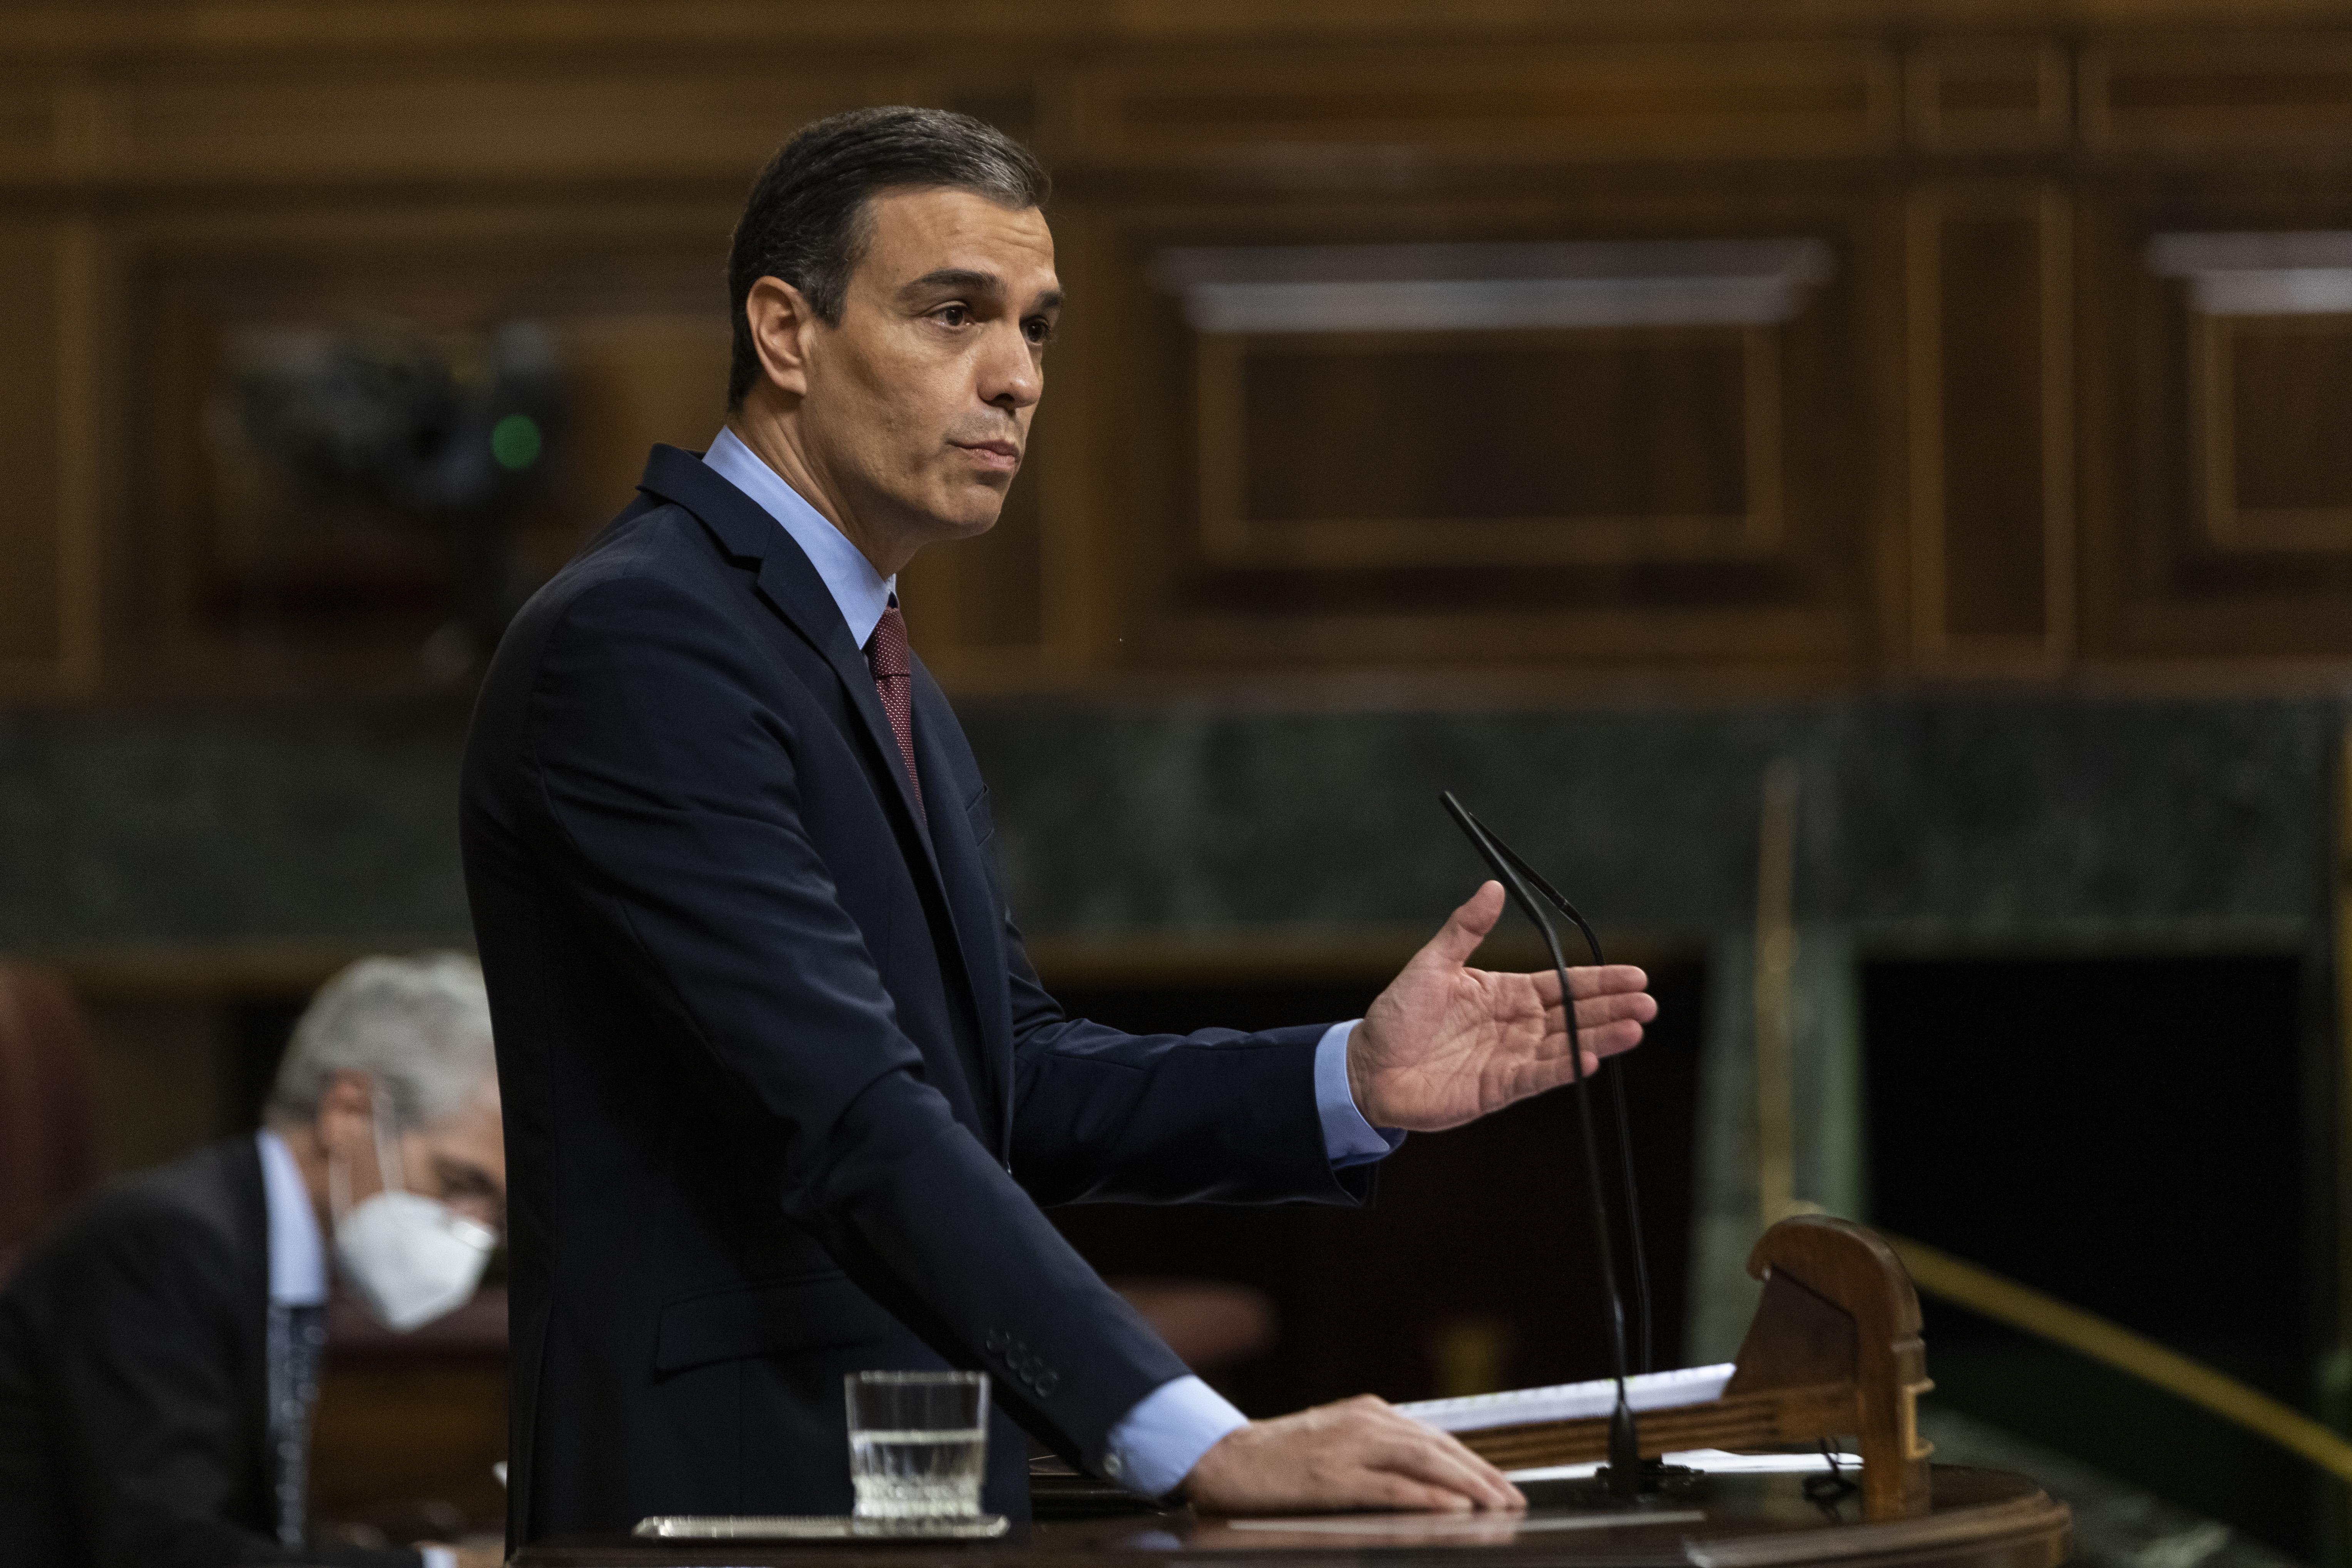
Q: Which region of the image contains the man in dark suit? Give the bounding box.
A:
[460,106,1657,1544]
[0,955,507,1568]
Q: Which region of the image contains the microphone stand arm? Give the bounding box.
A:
[1439,793,1645,1496]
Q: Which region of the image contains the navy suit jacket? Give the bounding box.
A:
[460,445,1371,1544]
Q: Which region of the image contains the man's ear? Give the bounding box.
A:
[745,275,820,400]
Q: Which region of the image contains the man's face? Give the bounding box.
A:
[401,1092,506,1234]
[795,186,1061,545]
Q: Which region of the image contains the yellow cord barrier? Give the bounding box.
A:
[1885,1233,2352,1485]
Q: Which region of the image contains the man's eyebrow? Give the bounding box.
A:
[900,268,1002,299]
[898,270,1065,313]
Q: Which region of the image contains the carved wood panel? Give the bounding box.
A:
[1073,42,1901,168]
[2198,314,2352,553]
[108,203,1062,697]
[1080,202,1881,677]
[2086,214,2352,659]
[2087,34,2352,152]
[1906,39,2071,153]
[0,217,98,699]
[10,7,2352,697]
[1197,323,1775,570]
[33,65,896,188]
[1905,184,2073,672]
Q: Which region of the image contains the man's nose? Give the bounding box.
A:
[978,323,1041,410]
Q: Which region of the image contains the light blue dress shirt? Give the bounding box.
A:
[701,429,1406,1496]
[256,1128,327,1307]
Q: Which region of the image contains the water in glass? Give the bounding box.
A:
[846,1371,988,1520]
[850,1426,986,1518]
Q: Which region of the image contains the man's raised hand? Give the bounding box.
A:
[1180,1395,1526,1515]
[1346,881,1655,1132]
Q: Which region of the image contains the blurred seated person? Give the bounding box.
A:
[0,954,506,1568]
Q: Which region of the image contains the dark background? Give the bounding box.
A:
[1865,954,2317,1556]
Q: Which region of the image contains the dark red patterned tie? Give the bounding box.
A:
[866,600,922,813]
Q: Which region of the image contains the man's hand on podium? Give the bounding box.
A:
[1348,880,1656,1132]
[1179,1394,1525,1514]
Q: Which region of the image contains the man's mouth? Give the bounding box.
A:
[952,440,1021,473]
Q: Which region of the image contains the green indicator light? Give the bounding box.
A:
[491,413,542,471]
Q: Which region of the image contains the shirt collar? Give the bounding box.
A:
[701,427,897,648]
[255,1128,328,1306]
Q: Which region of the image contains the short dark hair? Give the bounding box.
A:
[725,106,1051,411]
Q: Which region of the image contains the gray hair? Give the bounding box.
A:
[267,952,497,1131]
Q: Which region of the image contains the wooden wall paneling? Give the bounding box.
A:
[115,203,745,694]
[2154,235,2352,556]
[1209,323,1776,567]
[144,274,222,666]
[2195,312,2352,554]
[0,218,100,698]
[2072,194,2127,667]
[1071,42,1900,171]
[1905,183,2073,673]
[0,221,65,688]
[2089,225,2352,659]
[1166,238,1826,571]
[1086,197,1876,681]
[1859,190,1916,675]
[11,13,2352,698]
[1027,204,1122,684]
[2086,34,2352,154]
[77,62,908,189]
[0,75,55,184]
[549,312,733,523]
[54,216,99,696]
[119,192,1068,698]
[1906,38,2071,153]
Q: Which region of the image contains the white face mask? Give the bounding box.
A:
[329,1089,497,1332]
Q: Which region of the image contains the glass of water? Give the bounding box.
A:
[845,1371,988,1520]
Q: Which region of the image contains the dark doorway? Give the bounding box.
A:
[1863,953,2316,1558]
[1044,955,1705,1420]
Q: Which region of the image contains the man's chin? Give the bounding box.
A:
[929,486,1009,541]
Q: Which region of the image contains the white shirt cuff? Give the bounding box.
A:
[1314,1020,1406,1168]
[1100,1374,1249,1498]
[419,1548,457,1568]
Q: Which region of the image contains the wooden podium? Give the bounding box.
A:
[1452,1217,1939,1521]
[514,1218,2069,1568]
[517,1468,2068,1568]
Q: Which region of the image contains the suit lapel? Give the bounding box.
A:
[638,447,1015,1128]
[638,445,946,890]
[909,671,1014,1139]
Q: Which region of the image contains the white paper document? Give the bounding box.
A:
[1503,1448,1859,1483]
[1396,1363,1736,1433]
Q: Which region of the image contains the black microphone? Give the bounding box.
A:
[1440,792,1655,1497]
[1453,810,1654,1378]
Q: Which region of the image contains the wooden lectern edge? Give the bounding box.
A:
[1676,1488,2071,1568]
[1458,1217,1938,1523]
